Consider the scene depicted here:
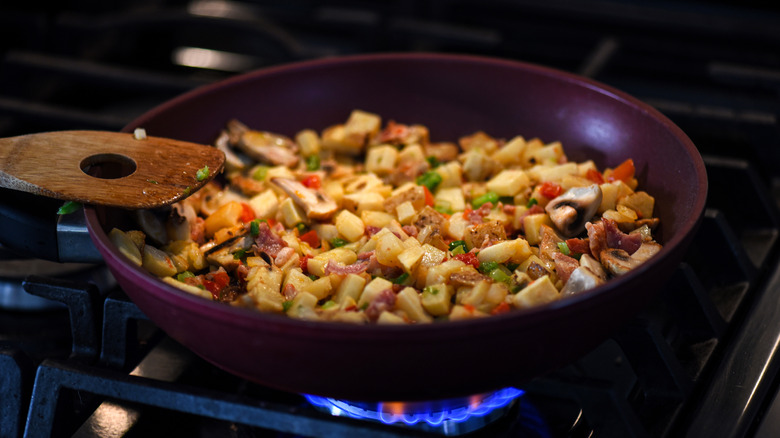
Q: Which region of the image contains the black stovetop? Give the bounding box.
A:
[2,1,780,437]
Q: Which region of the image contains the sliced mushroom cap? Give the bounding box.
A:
[214,130,249,172]
[271,177,338,220]
[226,119,299,168]
[600,241,662,276]
[545,184,603,237]
[561,265,606,297]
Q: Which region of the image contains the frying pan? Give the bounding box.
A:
[84,53,706,402]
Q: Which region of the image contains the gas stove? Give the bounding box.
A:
[2,1,780,437]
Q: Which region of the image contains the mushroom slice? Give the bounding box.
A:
[227,119,299,168]
[545,184,603,237]
[600,241,662,276]
[560,254,607,297]
[270,177,338,220]
[214,130,249,172]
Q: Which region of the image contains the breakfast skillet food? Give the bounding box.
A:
[110,109,662,324]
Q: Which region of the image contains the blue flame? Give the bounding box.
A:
[304,387,524,427]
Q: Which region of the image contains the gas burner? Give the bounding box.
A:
[305,387,524,436]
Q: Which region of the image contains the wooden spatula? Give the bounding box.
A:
[0,130,225,209]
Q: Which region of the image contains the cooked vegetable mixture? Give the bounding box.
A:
[111,110,662,324]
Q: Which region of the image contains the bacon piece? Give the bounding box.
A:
[274,247,296,267]
[464,202,493,225]
[603,218,642,255]
[586,221,607,262]
[552,252,580,285]
[324,259,370,275]
[364,289,397,321]
[565,238,591,256]
[282,283,297,301]
[253,222,286,258]
[402,224,419,237]
[365,226,382,236]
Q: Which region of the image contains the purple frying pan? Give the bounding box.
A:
[85,53,707,401]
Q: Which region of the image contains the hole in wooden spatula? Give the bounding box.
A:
[80,153,137,179]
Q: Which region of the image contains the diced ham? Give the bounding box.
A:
[603,218,642,255]
[324,260,370,275]
[274,247,296,267]
[282,283,297,301]
[586,221,607,262]
[464,202,493,225]
[402,224,419,237]
[254,222,286,258]
[365,226,382,236]
[365,289,397,321]
[552,252,580,285]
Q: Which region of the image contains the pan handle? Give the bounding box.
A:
[0,188,102,263]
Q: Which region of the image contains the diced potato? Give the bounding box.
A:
[520,138,544,167]
[377,311,407,324]
[344,173,385,194]
[526,141,565,166]
[161,276,212,300]
[434,161,463,188]
[421,284,454,316]
[302,276,333,300]
[283,268,312,292]
[109,228,142,266]
[204,201,243,237]
[142,245,178,277]
[477,239,533,264]
[446,212,469,241]
[486,170,531,197]
[449,304,489,321]
[358,277,394,308]
[434,187,466,212]
[559,174,595,190]
[287,291,319,320]
[344,109,381,147]
[618,191,655,219]
[398,144,426,167]
[279,198,307,228]
[460,131,499,154]
[164,240,207,271]
[384,184,426,213]
[511,275,559,308]
[342,191,385,214]
[245,265,284,312]
[361,210,395,229]
[333,274,367,304]
[527,162,578,183]
[248,189,278,219]
[335,210,365,242]
[375,230,405,267]
[365,145,399,174]
[482,283,509,312]
[396,201,417,225]
[459,280,490,307]
[598,181,635,213]
[425,259,466,285]
[307,248,358,277]
[491,136,526,166]
[523,214,554,245]
[312,223,339,242]
[419,243,447,267]
[461,149,498,182]
[295,129,320,157]
[396,287,433,323]
[397,245,424,273]
[322,181,344,204]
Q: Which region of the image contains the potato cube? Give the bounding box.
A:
[449,304,489,321]
[335,210,365,242]
[528,162,578,183]
[333,274,367,304]
[425,259,466,285]
[375,230,405,267]
[491,135,526,166]
[434,161,464,188]
[477,239,532,264]
[302,276,333,300]
[361,210,395,229]
[396,201,418,225]
[511,275,559,308]
[396,287,433,323]
[358,277,394,307]
[342,191,385,215]
[523,214,554,245]
[287,291,319,320]
[377,311,407,324]
[398,144,426,167]
[295,129,320,157]
[365,145,399,174]
[344,109,381,146]
[434,187,466,212]
[486,170,531,197]
[459,280,490,307]
[279,198,307,228]
[446,212,469,241]
[421,284,454,316]
[397,245,424,273]
[248,189,278,220]
[419,243,447,267]
[283,268,312,292]
[618,191,655,219]
[204,201,243,237]
[461,149,498,182]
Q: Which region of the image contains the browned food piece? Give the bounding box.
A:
[449,265,488,287]
[416,225,449,251]
[464,220,507,249]
[600,241,662,276]
[526,261,551,281]
[412,206,448,232]
[539,224,564,263]
[384,185,426,213]
[228,119,299,167]
[560,254,607,297]
[424,142,460,163]
[270,177,338,220]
